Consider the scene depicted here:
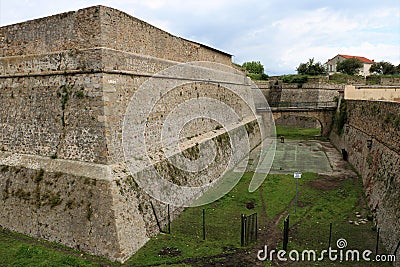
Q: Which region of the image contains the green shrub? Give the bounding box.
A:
[366,75,381,85]
[281,74,308,84]
[247,73,269,80]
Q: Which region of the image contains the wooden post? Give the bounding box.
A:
[255,213,258,241]
[376,228,380,255]
[241,214,245,246]
[202,209,206,240]
[150,201,162,233]
[283,215,289,251]
[394,240,400,255]
[167,204,171,234]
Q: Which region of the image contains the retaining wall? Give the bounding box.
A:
[329,100,400,265]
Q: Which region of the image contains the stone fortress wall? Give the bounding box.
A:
[0,6,265,262]
[330,100,400,265]
[255,80,340,129]
[255,80,341,105]
[0,6,231,64]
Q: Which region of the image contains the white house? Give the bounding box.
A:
[326,54,374,76]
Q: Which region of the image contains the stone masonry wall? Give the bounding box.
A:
[275,115,320,128]
[0,73,107,163]
[0,5,262,262]
[0,5,231,64]
[99,7,231,65]
[254,80,341,105]
[0,116,260,262]
[0,7,102,57]
[329,100,400,265]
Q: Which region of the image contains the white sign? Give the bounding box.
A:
[294,172,302,179]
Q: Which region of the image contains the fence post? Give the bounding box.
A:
[376,228,380,255]
[328,222,332,249]
[394,240,400,255]
[202,209,206,240]
[150,201,163,233]
[248,214,252,243]
[167,204,171,234]
[255,213,258,241]
[241,214,245,246]
[246,215,250,245]
[283,215,289,251]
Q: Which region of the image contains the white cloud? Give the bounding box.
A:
[0,0,399,74]
[231,5,400,74]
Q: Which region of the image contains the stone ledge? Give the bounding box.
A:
[0,152,112,181]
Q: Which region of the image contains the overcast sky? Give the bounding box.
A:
[1,0,399,75]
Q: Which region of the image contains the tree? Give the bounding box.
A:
[296,58,326,76]
[370,61,397,75]
[242,61,264,75]
[336,58,363,75]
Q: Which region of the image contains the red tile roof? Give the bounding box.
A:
[339,54,374,64]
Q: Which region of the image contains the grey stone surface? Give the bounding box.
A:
[0,5,264,262]
[330,100,400,266]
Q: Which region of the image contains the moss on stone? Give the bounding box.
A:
[13,189,31,201]
[65,199,74,209]
[86,203,93,221]
[0,165,9,172]
[34,169,45,184]
[182,143,200,161]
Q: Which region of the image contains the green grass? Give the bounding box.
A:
[276,126,324,140]
[281,175,391,266]
[0,229,100,267]
[127,171,390,266]
[0,172,388,266]
[126,172,263,266]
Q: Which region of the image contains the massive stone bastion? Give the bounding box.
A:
[0,6,270,262]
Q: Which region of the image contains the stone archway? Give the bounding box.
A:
[272,110,335,136]
[274,114,322,133]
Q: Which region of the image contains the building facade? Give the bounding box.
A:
[326,54,374,77]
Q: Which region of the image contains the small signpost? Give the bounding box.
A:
[294,172,302,179]
[294,172,302,214]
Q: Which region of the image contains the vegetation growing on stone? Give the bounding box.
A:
[335,100,348,135]
[34,169,45,184]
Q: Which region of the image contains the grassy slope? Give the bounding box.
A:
[0,229,99,267]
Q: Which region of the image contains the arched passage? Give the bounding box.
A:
[275,114,322,133]
[272,110,335,136]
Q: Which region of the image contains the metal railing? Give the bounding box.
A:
[255,101,337,111]
[269,101,337,108]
